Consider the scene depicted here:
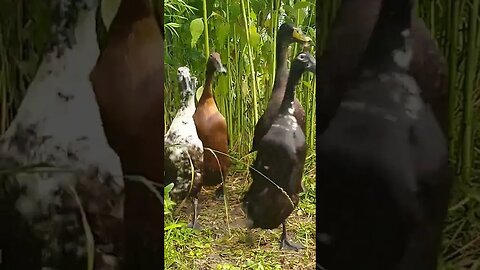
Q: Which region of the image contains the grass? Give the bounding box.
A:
[164,154,316,269]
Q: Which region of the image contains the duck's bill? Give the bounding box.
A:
[292,28,312,43]
[307,62,316,73]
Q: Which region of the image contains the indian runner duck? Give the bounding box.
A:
[242,51,316,251]
[192,52,229,200]
[165,66,204,229]
[0,0,124,268]
[251,23,311,153]
[89,0,164,267]
[317,0,452,268]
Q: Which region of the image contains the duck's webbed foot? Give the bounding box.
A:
[214,184,224,201]
[280,221,304,251]
[187,197,202,230]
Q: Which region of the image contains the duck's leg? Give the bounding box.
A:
[187,197,202,230]
[280,221,304,251]
[214,184,224,200]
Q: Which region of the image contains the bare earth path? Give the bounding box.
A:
[164,169,316,270]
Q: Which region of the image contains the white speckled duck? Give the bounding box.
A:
[164,66,204,229]
[0,0,124,269]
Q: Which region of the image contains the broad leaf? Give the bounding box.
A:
[190,17,204,47]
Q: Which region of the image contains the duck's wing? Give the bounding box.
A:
[410,16,449,134]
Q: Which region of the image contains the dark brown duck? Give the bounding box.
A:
[243,51,316,251]
[250,23,311,153]
[193,52,229,200]
[317,0,448,135]
[89,0,164,268]
[317,0,452,268]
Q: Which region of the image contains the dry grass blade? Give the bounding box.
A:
[69,186,95,270]
[204,147,231,236]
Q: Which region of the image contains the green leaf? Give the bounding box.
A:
[216,23,230,48]
[196,85,204,102]
[101,0,121,30]
[302,81,312,89]
[164,183,175,194]
[190,18,204,48]
[164,223,184,231]
[229,3,241,23]
[284,5,295,18]
[297,7,308,24]
[293,1,312,10]
[249,25,261,49]
[250,11,257,22]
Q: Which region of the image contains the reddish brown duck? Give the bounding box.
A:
[193,52,229,200]
[317,0,448,135]
[250,23,311,153]
[89,0,164,268]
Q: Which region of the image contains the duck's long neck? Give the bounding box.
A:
[279,70,302,115]
[360,0,412,71]
[117,0,152,19]
[200,68,214,101]
[37,4,99,80]
[181,92,196,116]
[272,40,290,92]
[72,6,99,72]
[318,0,380,85]
[3,2,100,137]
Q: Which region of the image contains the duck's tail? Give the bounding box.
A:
[361,0,413,71]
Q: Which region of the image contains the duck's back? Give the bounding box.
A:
[253,93,305,151]
[166,109,202,147]
[247,114,306,228]
[317,70,449,269]
[317,0,451,267]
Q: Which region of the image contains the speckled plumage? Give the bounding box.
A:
[164,67,203,203]
[0,1,124,269]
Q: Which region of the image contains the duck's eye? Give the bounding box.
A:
[298,54,305,60]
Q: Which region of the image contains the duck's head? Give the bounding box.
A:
[291,51,316,74]
[278,23,312,45]
[177,66,196,95]
[207,52,227,75]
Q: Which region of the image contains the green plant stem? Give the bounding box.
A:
[202,0,209,55]
[462,0,479,183]
[241,0,259,123]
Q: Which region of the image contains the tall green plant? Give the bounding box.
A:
[164,0,317,159]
